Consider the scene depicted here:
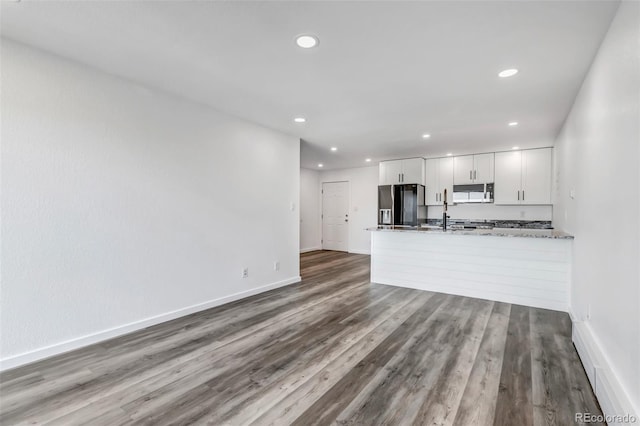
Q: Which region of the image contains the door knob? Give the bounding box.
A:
[345,219,349,222]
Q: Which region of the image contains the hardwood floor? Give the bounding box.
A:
[0,251,603,425]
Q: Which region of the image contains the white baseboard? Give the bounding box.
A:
[0,276,301,372]
[300,246,322,253]
[572,320,639,425]
[349,248,371,255]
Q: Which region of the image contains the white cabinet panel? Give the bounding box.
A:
[453,155,474,185]
[495,148,552,205]
[474,153,495,183]
[522,148,552,205]
[425,157,453,205]
[379,160,403,185]
[425,158,439,205]
[494,151,522,204]
[439,157,454,204]
[402,158,425,185]
[454,153,494,184]
[379,158,425,185]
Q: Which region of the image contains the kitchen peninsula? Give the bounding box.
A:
[368,226,573,312]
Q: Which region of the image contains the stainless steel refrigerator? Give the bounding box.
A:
[378,184,426,226]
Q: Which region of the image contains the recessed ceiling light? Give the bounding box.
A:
[512,146,520,150]
[499,68,518,78]
[422,133,431,139]
[317,163,323,168]
[295,35,319,49]
[330,147,337,152]
[508,121,519,126]
[446,153,453,156]
[293,117,306,123]
[365,158,372,162]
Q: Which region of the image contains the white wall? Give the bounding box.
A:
[318,166,378,254]
[300,168,321,252]
[0,40,301,369]
[553,2,639,421]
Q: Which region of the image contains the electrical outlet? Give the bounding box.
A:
[274,261,280,271]
[242,268,249,279]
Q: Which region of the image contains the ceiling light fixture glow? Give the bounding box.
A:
[365,158,372,162]
[293,117,306,123]
[330,147,337,151]
[295,35,319,49]
[317,163,323,168]
[422,133,431,139]
[512,146,520,150]
[499,68,518,78]
[508,121,519,126]
[446,153,453,156]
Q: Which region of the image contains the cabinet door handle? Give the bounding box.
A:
[402,173,404,182]
[398,173,401,183]
[517,190,520,200]
[474,170,477,180]
[522,190,525,201]
[469,170,472,180]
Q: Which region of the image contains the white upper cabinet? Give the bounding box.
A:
[379,158,425,185]
[494,148,552,205]
[425,157,453,206]
[425,159,439,205]
[473,153,495,183]
[453,155,474,185]
[379,160,403,185]
[401,158,425,185]
[453,153,494,184]
[522,148,552,204]
[439,157,454,204]
[494,151,522,204]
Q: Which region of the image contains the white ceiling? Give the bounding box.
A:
[1,1,619,170]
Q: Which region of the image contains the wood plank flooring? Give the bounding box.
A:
[0,251,603,425]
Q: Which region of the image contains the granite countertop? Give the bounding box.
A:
[367,226,574,239]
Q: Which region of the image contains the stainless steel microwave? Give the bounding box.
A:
[452,183,494,203]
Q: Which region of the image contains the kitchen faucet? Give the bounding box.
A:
[442,188,450,231]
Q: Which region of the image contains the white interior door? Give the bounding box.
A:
[322,181,349,252]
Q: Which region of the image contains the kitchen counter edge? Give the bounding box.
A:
[367,227,574,239]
